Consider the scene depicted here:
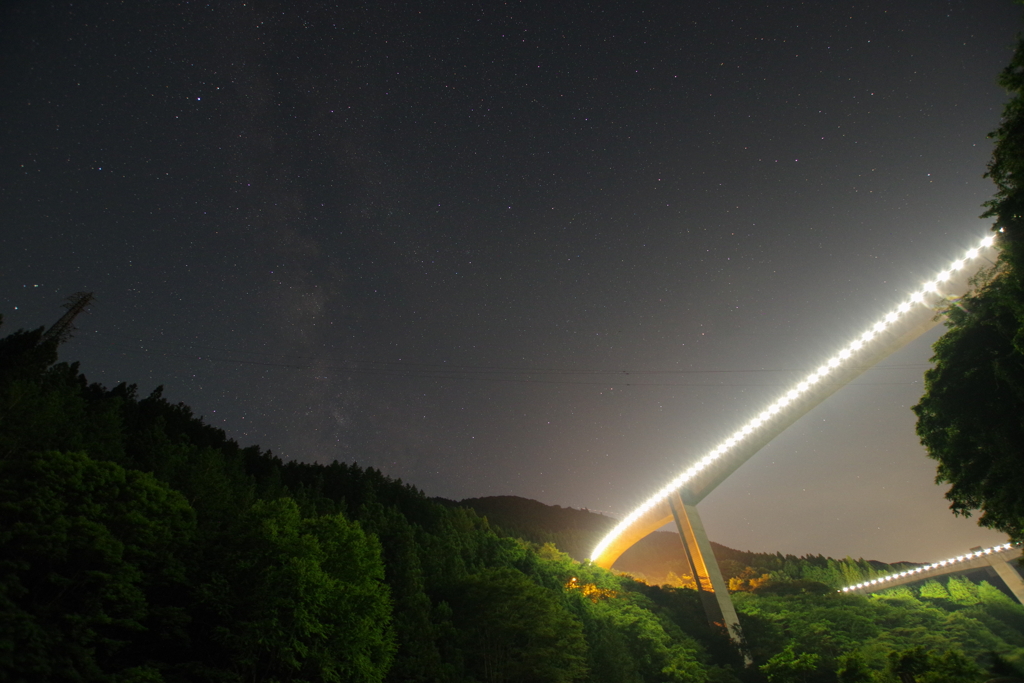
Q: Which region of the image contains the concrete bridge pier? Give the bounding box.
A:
[668,490,749,664]
[989,555,1024,604]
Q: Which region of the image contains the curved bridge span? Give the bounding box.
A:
[591,302,950,569]
[588,235,1000,650]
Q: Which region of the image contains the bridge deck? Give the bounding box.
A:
[843,545,1024,604]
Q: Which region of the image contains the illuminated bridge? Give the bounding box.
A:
[840,542,1024,602]
[588,234,1003,648]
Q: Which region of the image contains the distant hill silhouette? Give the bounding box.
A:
[446,495,761,584]
[453,495,611,558]
[448,495,921,586]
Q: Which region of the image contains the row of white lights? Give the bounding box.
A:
[840,542,1017,593]
[590,234,998,562]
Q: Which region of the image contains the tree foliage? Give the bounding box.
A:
[913,19,1024,544]
[913,266,1024,540]
[0,449,195,682]
[444,567,588,683]
[3,307,1024,682]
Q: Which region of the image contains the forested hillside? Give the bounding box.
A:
[3,318,1024,683]
[455,495,919,589]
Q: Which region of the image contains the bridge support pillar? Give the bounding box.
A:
[668,491,749,664]
[990,556,1024,605]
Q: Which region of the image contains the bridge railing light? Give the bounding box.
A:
[589,235,998,564]
[836,542,1018,594]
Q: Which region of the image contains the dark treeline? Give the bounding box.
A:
[2,319,1024,683]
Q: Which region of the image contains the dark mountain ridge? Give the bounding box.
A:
[451,494,920,586]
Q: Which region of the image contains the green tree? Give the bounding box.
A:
[913,272,1024,542]
[913,18,1024,544]
[0,450,195,682]
[884,647,983,683]
[444,567,588,683]
[760,643,820,683]
[886,647,932,683]
[947,576,982,606]
[194,498,395,683]
[837,650,876,683]
[580,589,710,683]
[919,580,952,602]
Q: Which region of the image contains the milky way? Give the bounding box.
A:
[1,0,1020,561]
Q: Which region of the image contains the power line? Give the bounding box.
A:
[71,331,931,388]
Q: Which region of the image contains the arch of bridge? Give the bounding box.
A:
[591,246,996,571]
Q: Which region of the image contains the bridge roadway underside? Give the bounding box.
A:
[588,246,998,656]
[852,547,1024,604]
[593,284,955,571]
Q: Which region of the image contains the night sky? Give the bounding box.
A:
[2,0,1020,564]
